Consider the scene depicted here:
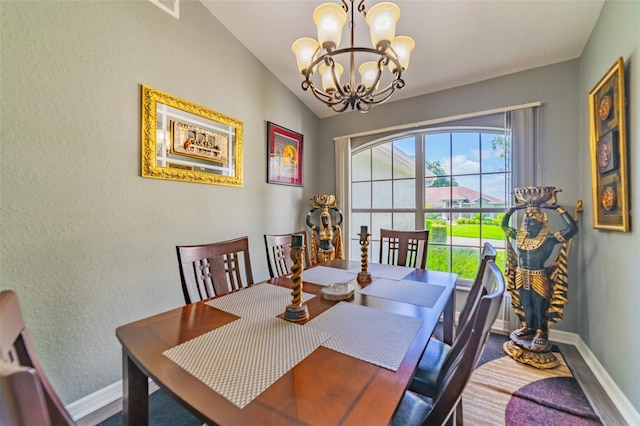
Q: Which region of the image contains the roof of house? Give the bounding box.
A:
[425,186,504,204]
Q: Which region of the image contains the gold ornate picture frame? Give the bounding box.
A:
[141,85,243,186]
[588,57,629,232]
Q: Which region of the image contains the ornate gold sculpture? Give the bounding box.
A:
[306,195,344,264]
[501,187,581,369]
[357,225,372,283]
[284,234,309,322]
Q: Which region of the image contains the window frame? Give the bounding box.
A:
[350,125,511,287]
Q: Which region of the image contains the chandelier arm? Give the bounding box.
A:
[299,44,405,112]
[305,80,352,110]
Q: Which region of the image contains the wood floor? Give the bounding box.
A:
[555,342,627,426]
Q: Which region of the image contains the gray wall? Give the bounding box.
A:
[1,0,638,416]
[0,1,322,402]
[578,0,639,413]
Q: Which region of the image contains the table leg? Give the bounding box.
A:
[442,290,455,346]
[122,348,148,425]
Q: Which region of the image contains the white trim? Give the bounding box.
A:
[332,101,542,141]
[149,0,180,19]
[573,336,640,426]
[67,379,159,425]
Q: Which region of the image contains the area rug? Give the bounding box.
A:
[462,333,602,425]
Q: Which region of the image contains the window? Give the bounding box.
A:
[350,123,511,285]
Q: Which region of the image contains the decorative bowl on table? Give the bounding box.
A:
[321,282,355,301]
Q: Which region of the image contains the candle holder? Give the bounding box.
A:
[357,226,372,284]
[284,235,309,322]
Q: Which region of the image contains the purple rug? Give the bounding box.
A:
[461,333,602,425]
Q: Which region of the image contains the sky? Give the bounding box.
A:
[393,131,509,202]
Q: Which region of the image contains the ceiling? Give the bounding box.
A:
[201,0,604,119]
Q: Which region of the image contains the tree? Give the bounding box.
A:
[425,160,458,187]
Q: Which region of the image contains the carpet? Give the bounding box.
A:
[462,333,602,426]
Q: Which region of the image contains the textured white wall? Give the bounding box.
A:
[0,1,320,403]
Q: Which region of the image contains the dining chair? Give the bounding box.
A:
[378,229,429,269]
[408,242,498,398]
[391,260,505,426]
[0,290,76,425]
[176,236,254,304]
[263,231,311,279]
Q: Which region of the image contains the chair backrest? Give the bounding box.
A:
[176,236,254,304]
[379,229,429,269]
[425,260,505,425]
[0,290,76,425]
[456,242,497,334]
[264,231,311,279]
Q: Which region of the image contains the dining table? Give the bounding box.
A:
[116,259,458,426]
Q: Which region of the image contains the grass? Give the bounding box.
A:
[448,224,505,240]
[427,244,507,280]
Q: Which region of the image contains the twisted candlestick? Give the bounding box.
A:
[285,241,309,322]
[290,246,304,307]
[357,230,372,284]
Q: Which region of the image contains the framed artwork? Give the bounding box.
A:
[267,122,303,186]
[588,57,629,231]
[140,85,243,187]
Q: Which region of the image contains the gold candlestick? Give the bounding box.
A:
[285,235,309,322]
[357,226,372,283]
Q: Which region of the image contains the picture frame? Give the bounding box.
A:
[267,122,303,187]
[141,85,243,187]
[588,57,629,231]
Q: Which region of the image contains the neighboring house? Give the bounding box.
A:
[425,186,504,219]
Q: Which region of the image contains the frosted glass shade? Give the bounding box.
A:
[358,61,379,90]
[319,62,344,93]
[313,3,347,49]
[292,38,320,73]
[389,36,415,72]
[366,2,400,49]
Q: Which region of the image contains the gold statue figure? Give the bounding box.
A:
[306,195,344,265]
[501,187,581,369]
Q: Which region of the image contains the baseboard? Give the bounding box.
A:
[67,379,159,425]
[66,331,639,426]
[573,335,640,426]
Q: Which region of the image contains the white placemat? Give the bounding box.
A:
[205,283,315,317]
[163,314,330,408]
[301,266,356,286]
[348,263,415,281]
[358,278,446,308]
[305,302,422,371]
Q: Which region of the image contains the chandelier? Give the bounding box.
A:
[292,1,414,113]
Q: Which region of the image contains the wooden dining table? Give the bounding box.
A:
[116,259,457,426]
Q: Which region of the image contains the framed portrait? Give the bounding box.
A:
[140,85,243,187]
[588,57,629,231]
[267,122,303,187]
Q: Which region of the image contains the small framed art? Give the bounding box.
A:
[267,122,303,187]
[588,57,629,232]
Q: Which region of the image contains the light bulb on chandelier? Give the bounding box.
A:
[292,1,415,113]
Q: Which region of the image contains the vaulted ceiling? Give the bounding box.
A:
[202,1,604,118]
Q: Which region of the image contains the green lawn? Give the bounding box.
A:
[426,223,507,280]
[448,224,505,240]
[427,246,507,280]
